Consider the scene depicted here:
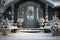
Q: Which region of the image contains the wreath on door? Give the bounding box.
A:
[28,9,33,16]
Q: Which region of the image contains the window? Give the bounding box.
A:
[27,6,34,20]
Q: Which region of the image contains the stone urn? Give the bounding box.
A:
[17,17,24,28]
[38,18,45,28]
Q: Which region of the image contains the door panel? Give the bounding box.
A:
[23,6,39,28]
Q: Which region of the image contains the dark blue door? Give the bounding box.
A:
[23,6,39,28]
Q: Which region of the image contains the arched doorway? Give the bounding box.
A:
[18,2,43,28]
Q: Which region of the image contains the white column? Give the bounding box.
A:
[45,4,48,22]
[11,4,14,24]
[37,7,38,19]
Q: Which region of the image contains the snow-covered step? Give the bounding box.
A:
[18,28,44,33]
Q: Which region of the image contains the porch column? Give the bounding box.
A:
[45,4,48,22]
[11,4,14,24]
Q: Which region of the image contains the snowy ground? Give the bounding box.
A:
[0,32,60,40]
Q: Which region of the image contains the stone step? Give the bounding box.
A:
[18,28,44,33]
[19,28,44,30]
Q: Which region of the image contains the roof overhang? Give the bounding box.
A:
[40,0,60,8]
[4,0,60,9]
[4,0,21,9]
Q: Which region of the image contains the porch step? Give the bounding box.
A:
[20,28,44,30]
[18,28,44,33]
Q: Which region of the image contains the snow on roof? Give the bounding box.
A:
[46,0,60,7]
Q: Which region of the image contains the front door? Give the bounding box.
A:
[23,6,39,28]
